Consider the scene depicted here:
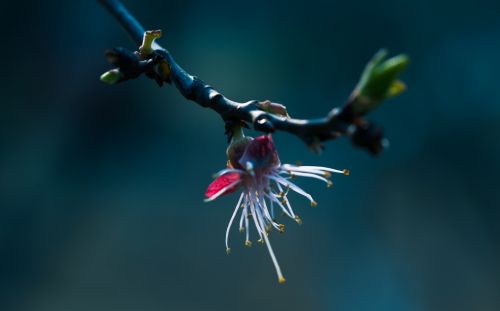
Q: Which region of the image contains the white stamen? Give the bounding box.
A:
[280,164,327,176]
[244,205,250,242]
[294,165,345,174]
[282,170,331,185]
[225,192,245,252]
[213,168,244,178]
[260,198,280,230]
[265,192,293,218]
[276,194,296,219]
[254,199,268,230]
[254,205,285,283]
[274,182,291,199]
[239,216,245,233]
[269,197,275,219]
[269,175,315,203]
[281,194,298,219]
[249,199,265,238]
[255,193,280,230]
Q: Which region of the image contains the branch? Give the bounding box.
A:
[98,0,408,155]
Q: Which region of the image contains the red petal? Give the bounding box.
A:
[238,134,280,170]
[205,173,241,198]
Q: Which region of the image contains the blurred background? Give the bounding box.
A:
[1,0,499,310]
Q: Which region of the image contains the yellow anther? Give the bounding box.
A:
[323,171,332,178]
[258,238,265,244]
[239,227,245,233]
[310,201,318,207]
[343,169,350,176]
[278,224,285,233]
[245,240,252,247]
[294,216,303,225]
[327,180,333,188]
[226,248,231,255]
[278,276,286,284]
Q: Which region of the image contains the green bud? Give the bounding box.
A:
[352,49,409,115]
[100,68,122,84]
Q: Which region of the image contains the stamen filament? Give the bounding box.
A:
[280,164,327,176]
[212,168,244,178]
[259,212,285,284]
[265,192,293,218]
[244,204,250,242]
[225,192,245,252]
[249,199,265,239]
[239,198,247,232]
[274,182,296,218]
[269,175,315,204]
[281,170,331,185]
[260,197,280,230]
[295,165,346,175]
[269,198,275,219]
[281,194,298,219]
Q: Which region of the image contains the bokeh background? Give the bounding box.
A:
[1,0,499,310]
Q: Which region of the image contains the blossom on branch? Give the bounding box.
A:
[205,134,349,283]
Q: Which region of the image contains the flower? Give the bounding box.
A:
[205,134,349,283]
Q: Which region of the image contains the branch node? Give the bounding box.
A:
[254,115,275,133]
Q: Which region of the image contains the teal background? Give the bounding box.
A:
[1,0,499,310]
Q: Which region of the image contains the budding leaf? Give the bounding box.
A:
[138,30,171,82]
[352,49,409,115]
[100,68,122,84]
[139,29,162,56]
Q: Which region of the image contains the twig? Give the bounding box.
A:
[98,0,408,154]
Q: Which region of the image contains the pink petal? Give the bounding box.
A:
[205,173,241,198]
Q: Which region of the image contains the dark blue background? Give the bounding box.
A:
[1,0,499,310]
